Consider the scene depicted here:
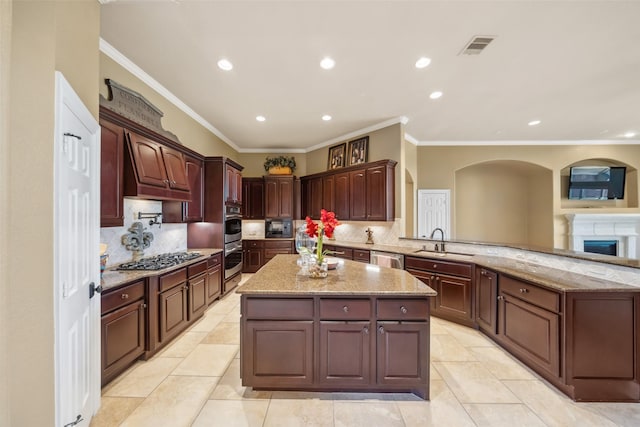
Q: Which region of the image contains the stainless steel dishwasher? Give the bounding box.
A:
[370,251,404,269]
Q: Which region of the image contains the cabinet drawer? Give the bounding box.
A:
[208,253,222,267]
[159,267,187,292]
[102,280,145,314]
[320,299,371,320]
[377,299,429,320]
[405,256,472,278]
[353,249,370,263]
[244,240,263,249]
[332,248,353,260]
[245,298,314,320]
[264,240,293,249]
[187,259,207,277]
[500,275,560,312]
[264,248,292,260]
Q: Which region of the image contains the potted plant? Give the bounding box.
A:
[264,156,296,175]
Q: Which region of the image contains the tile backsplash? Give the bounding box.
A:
[100,199,187,267]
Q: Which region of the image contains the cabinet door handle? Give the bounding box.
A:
[400,306,408,314]
[378,326,384,334]
[520,288,529,293]
[343,305,349,313]
[121,293,129,299]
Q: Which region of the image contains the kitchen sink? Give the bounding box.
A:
[412,250,474,259]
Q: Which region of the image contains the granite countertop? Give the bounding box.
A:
[237,254,437,296]
[100,248,223,292]
[472,256,639,293]
[320,241,639,293]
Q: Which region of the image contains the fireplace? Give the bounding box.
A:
[566,214,640,259]
[583,240,618,256]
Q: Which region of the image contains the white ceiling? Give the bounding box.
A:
[100,0,640,152]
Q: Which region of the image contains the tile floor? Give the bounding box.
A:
[91,274,640,427]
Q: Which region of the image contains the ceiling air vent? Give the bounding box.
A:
[460,36,495,55]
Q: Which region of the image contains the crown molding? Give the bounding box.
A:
[99,38,240,151]
[404,133,420,145]
[416,139,640,146]
[304,116,409,153]
[238,147,307,154]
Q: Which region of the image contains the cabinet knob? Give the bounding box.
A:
[343,305,349,313]
[121,293,129,299]
[363,326,369,334]
[497,295,504,301]
[520,288,529,293]
[378,326,385,334]
[433,264,437,269]
[430,275,436,282]
[141,303,147,309]
[400,306,408,314]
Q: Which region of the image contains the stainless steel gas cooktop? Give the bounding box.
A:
[117,252,202,271]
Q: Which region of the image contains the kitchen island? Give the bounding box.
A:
[237,255,437,399]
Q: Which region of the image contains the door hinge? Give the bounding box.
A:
[64,414,83,427]
[89,282,103,299]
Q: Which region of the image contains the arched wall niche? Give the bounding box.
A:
[560,157,638,209]
[455,160,554,247]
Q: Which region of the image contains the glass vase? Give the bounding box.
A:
[308,256,328,278]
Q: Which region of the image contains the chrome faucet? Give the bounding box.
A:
[429,227,446,253]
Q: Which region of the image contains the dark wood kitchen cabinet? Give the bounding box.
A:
[265,175,293,218]
[334,172,350,219]
[243,240,264,273]
[301,160,396,221]
[101,280,146,386]
[162,155,204,222]
[242,178,265,219]
[123,130,191,201]
[225,163,242,205]
[241,294,430,398]
[319,298,372,386]
[497,275,561,379]
[349,168,367,220]
[206,253,223,305]
[100,118,125,227]
[406,256,474,327]
[476,268,498,335]
[158,268,189,343]
[187,260,208,320]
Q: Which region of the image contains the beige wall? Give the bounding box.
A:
[6,1,100,425]
[0,1,11,424]
[417,144,640,248]
[239,152,308,177]
[99,53,239,160]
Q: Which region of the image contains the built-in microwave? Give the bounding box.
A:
[265,218,293,238]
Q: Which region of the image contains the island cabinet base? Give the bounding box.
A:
[240,295,431,399]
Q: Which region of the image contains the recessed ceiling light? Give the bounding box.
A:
[320,57,335,70]
[429,91,443,99]
[415,57,431,69]
[528,120,541,126]
[256,115,266,122]
[623,131,636,138]
[322,115,332,121]
[217,59,233,71]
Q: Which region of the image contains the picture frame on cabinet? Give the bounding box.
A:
[348,136,369,166]
[327,142,347,170]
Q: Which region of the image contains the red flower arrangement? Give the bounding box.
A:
[305,209,340,265]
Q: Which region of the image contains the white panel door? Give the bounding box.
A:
[54,72,100,427]
[417,189,451,239]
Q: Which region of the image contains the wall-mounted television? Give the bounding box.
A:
[568,166,626,200]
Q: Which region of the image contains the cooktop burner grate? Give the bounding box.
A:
[117,252,202,271]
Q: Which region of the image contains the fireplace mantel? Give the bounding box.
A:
[566,213,640,259]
